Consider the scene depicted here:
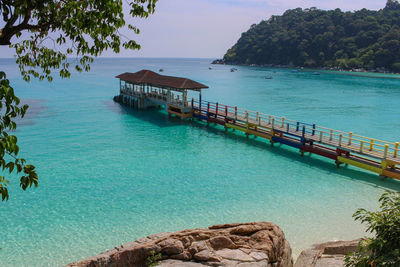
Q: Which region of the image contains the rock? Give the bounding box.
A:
[294,239,360,267]
[170,251,192,261]
[66,222,293,267]
[158,259,208,266]
[209,236,237,250]
[249,251,269,261]
[211,59,226,65]
[215,248,254,262]
[193,249,221,262]
[158,239,184,255]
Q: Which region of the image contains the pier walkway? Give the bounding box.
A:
[191,99,400,180]
[115,70,400,181]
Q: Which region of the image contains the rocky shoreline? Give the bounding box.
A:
[66,222,293,267]
[294,239,359,267]
[66,222,361,267]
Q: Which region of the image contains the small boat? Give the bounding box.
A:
[209,67,212,70]
[159,69,164,72]
[312,72,320,75]
[265,76,273,79]
[230,68,237,72]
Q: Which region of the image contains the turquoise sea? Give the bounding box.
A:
[1,58,400,266]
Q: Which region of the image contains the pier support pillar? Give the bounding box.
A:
[335,160,342,168]
[379,175,387,181]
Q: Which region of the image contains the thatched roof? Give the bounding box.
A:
[116,70,208,91]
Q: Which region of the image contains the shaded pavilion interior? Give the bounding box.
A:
[116,70,208,118]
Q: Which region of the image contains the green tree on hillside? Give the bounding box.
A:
[223,0,400,72]
[0,0,157,201]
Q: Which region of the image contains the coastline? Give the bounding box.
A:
[65,221,363,267]
[211,60,400,79]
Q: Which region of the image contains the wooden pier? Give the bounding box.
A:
[115,70,400,181]
[191,99,400,181]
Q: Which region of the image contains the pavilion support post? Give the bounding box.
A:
[183,90,187,108]
[199,91,202,112]
[167,88,171,110]
[182,94,184,109]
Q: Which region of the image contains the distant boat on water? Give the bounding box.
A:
[265,76,273,79]
[312,72,320,75]
[159,69,164,72]
[209,67,212,70]
[230,68,237,72]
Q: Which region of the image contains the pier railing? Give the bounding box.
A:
[121,89,191,108]
[192,99,399,161]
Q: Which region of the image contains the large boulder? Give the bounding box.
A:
[294,239,360,267]
[66,222,293,267]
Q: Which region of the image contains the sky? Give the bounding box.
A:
[0,0,389,58]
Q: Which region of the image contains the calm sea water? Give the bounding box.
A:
[1,58,400,266]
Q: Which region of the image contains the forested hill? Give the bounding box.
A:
[222,0,400,72]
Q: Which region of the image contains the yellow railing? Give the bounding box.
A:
[195,100,399,160]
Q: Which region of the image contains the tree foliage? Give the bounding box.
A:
[345,191,400,267]
[223,0,400,72]
[0,0,157,201]
[0,71,37,201]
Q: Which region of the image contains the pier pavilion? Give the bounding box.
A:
[116,70,208,118]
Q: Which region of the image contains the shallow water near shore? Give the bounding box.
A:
[1,58,400,266]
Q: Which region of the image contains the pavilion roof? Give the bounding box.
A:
[116,70,208,91]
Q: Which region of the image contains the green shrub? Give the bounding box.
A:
[146,250,162,267]
[345,191,400,267]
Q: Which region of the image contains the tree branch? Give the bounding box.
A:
[0,8,32,45]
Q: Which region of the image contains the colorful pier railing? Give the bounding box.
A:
[191,99,400,180]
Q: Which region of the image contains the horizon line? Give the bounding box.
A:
[0,56,220,60]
